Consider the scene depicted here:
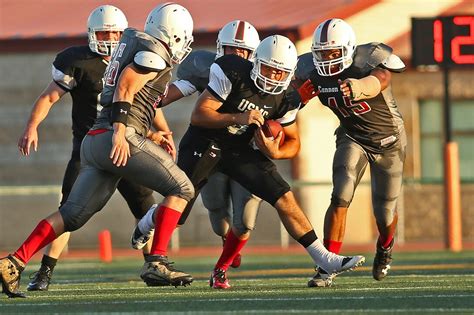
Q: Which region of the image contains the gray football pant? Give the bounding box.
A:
[60,128,194,232]
[331,129,407,227]
[201,172,262,236]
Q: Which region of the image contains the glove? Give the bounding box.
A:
[297,79,319,104]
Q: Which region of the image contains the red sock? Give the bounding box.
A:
[13,220,57,264]
[215,230,248,271]
[150,205,182,256]
[323,239,342,254]
[378,235,394,249]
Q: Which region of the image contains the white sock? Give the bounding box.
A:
[138,204,158,234]
[305,239,343,274]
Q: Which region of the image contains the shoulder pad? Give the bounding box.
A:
[177,50,215,81]
[214,54,252,82]
[134,51,166,71]
[54,46,93,67]
[381,54,406,73]
[295,52,314,81]
[125,28,172,66]
[352,42,393,73]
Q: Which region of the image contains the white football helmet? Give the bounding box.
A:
[250,35,298,95]
[216,20,260,60]
[311,18,356,76]
[87,5,128,56]
[144,3,194,64]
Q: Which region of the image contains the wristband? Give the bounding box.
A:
[110,101,132,125]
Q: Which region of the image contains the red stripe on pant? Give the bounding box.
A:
[87,128,108,135]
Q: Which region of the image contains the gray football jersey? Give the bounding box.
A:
[96,28,173,136]
[296,43,405,153]
[176,50,216,93]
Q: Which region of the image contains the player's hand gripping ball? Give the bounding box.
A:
[262,120,285,146]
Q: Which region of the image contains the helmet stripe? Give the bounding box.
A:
[235,20,246,40]
[319,19,332,43]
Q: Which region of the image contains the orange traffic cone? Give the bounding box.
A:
[98,230,113,263]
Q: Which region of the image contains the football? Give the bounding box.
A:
[262,120,285,145]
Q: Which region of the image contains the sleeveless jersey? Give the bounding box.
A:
[296,43,405,153]
[52,46,106,139]
[190,54,301,148]
[96,28,173,137]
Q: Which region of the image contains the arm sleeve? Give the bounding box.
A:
[206,63,233,102]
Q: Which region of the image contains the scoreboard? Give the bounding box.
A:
[412,16,474,67]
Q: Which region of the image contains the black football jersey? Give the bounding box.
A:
[175,50,216,94]
[189,54,301,148]
[96,28,173,137]
[52,45,106,139]
[296,43,405,153]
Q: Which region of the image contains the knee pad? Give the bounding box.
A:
[232,197,260,234]
[208,209,231,237]
[373,195,397,226]
[181,180,195,201]
[330,194,351,208]
[232,223,251,236]
[232,217,255,235]
[60,202,90,232]
[170,178,195,202]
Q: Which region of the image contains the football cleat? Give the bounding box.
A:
[0,255,26,298]
[372,238,394,281]
[320,255,365,279]
[210,268,231,289]
[131,225,154,250]
[140,255,193,287]
[27,264,53,291]
[307,267,334,287]
[230,253,242,269]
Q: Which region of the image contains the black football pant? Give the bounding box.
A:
[177,129,290,225]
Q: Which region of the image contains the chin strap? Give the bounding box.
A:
[346,75,381,101]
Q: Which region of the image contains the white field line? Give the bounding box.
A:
[0,308,473,314]
[2,293,473,306]
[0,185,60,196]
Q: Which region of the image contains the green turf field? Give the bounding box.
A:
[1,250,473,314]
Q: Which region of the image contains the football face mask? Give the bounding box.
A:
[253,62,292,94]
[311,18,356,76]
[250,35,297,95]
[312,47,347,76]
[87,5,128,56]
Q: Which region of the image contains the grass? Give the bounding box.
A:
[1,250,473,314]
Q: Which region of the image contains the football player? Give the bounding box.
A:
[172,35,364,289]
[2,3,194,298]
[131,20,262,269]
[295,18,406,287]
[16,5,168,292]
